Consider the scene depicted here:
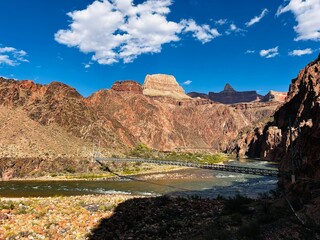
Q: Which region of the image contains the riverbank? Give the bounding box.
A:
[0,151,229,181]
[2,163,189,182]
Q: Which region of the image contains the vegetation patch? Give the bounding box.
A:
[128,143,227,164]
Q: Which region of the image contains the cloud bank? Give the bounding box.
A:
[55,0,220,65]
[0,46,28,66]
[277,0,320,41]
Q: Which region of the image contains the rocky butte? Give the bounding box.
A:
[143,74,190,99]
[208,83,263,104]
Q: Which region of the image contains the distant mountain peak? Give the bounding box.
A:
[223,83,235,92]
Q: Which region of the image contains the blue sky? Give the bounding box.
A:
[0,0,319,96]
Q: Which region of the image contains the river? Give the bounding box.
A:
[0,159,278,199]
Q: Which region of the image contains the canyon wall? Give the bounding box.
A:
[239,55,320,184]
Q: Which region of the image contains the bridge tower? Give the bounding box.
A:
[92,141,101,162]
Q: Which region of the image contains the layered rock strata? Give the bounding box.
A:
[143,74,190,99]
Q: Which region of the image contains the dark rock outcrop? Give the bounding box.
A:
[187,92,209,99]
[189,84,287,105]
[208,84,262,104]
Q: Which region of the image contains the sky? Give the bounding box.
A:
[0,0,320,97]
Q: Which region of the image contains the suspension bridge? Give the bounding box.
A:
[93,155,281,177]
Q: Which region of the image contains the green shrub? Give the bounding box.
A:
[128,144,227,165]
[64,165,76,173]
[0,201,15,210]
[129,143,153,158]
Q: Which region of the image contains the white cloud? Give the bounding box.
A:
[181,19,220,44]
[259,46,279,58]
[289,48,313,56]
[225,23,246,35]
[215,19,228,25]
[245,50,255,54]
[0,46,28,66]
[277,0,320,41]
[246,9,269,27]
[183,80,192,85]
[55,0,220,65]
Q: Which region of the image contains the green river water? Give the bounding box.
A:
[0,159,278,199]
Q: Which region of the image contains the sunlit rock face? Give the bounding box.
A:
[143,74,190,100]
[261,90,287,102]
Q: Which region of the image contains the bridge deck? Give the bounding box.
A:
[95,157,280,177]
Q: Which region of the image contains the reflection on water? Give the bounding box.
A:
[0,159,278,199]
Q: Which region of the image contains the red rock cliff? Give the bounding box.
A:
[244,55,320,185]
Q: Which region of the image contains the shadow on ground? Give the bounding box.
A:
[88,170,319,240]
